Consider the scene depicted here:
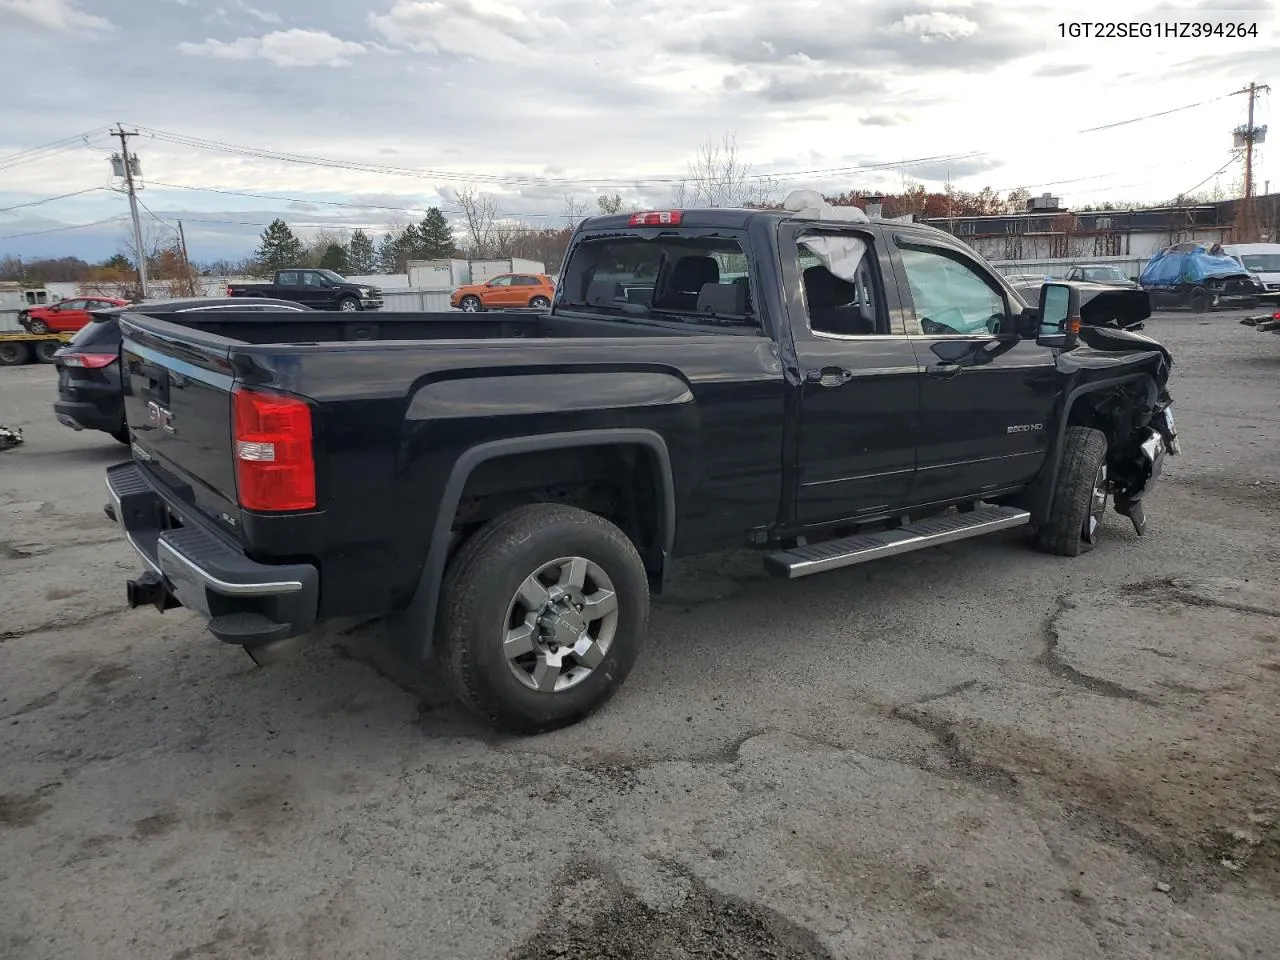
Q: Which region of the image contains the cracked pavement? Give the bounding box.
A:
[2,310,1278,959]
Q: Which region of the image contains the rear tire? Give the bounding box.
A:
[0,342,30,365]
[529,296,550,309]
[1035,426,1109,557]
[34,340,60,363]
[1189,288,1209,313]
[438,503,650,733]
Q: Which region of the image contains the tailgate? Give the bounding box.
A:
[119,314,243,531]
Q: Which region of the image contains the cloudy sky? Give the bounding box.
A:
[1,0,1277,263]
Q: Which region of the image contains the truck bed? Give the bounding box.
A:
[115,304,778,621]
[120,308,727,345]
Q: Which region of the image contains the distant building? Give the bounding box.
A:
[919,192,1280,269]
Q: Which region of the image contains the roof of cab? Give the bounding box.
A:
[575,207,960,244]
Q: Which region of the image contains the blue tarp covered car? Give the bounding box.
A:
[1139,242,1263,312]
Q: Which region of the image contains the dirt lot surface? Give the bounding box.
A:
[2,311,1278,960]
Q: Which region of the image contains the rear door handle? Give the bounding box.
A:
[805,367,854,388]
[925,362,961,381]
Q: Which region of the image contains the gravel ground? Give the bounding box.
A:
[1,310,1278,960]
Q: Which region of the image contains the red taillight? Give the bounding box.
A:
[231,385,315,512]
[628,210,683,226]
[61,353,116,369]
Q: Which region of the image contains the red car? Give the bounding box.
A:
[19,296,130,334]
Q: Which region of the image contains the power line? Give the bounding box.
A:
[0,129,107,164]
[0,186,107,214]
[0,216,129,241]
[141,179,572,220]
[131,124,987,187]
[1162,156,1240,206]
[0,130,112,172]
[987,157,1207,194]
[1076,95,1230,133]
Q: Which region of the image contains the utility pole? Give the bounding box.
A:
[177,220,196,296]
[110,124,148,299]
[1231,82,1271,242]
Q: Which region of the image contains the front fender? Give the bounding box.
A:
[1022,369,1159,525]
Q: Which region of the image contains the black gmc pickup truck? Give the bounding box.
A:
[104,200,1178,733]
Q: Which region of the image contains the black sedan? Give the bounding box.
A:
[53,297,312,444]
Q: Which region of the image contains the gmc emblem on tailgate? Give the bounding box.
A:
[147,400,176,435]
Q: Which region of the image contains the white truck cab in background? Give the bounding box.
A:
[1222,243,1280,297]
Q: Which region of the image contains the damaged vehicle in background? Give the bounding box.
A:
[102,192,1179,734]
[1139,241,1265,312]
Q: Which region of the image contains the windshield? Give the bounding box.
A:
[318,269,347,283]
[558,234,758,330]
[1239,254,1280,273]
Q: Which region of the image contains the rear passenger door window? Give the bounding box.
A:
[796,231,889,336]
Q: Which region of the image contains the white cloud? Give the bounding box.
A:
[885,12,980,43]
[178,28,367,67]
[240,3,282,25]
[0,0,113,31]
[369,0,567,61]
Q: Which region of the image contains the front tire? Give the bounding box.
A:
[1188,288,1209,313]
[1036,426,1109,557]
[438,503,650,733]
[337,296,360,312]
[459,296,482,313]
[27,319,49,334]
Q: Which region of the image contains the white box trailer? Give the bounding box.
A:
[468,258,546,283]
[406,259,470,291]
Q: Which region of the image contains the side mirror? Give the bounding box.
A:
[1036,282,1080,350]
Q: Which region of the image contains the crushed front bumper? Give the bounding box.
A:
[105,461,319,646]
[1113,424,1172,536]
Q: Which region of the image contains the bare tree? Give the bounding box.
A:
[562,194,591,230]
[671,132,777,208]
[455,185,500,257]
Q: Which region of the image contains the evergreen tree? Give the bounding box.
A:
[347,229,376,274]
[420,207,455,258]
[102,253,134,272]
[376,232,401,273]
[254,219,304,273]
[319,244,349,272]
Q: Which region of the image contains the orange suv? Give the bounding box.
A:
[451,273,555,313]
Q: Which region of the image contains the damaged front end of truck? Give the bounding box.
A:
[1030,283,1179,538]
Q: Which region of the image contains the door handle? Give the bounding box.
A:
[805,367,854,388]
[925,361,961,381]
